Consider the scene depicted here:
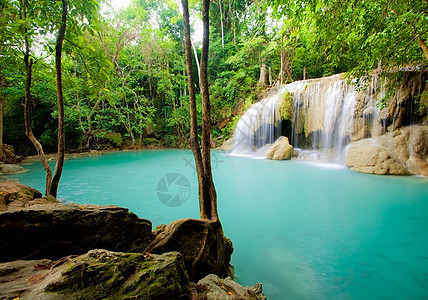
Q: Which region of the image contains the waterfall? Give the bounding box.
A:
[231,88,283,156]
[230,82,306,156]
[231,74,358,164]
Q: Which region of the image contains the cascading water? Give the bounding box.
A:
[230,81,306,156]
[231,74,359,164]
[230,87,284,156]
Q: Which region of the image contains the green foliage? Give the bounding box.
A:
[96,131,123,148]
[278,92,293,121]
[417,89,428,120]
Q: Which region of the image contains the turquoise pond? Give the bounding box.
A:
[7,149,428,299]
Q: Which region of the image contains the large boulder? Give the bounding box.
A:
[266,136,294,160]
[0,203,154,262]
[0,181,43,211]
[346,125,428,176]
[1,144,22,164]
[345,140,410,175]
[0,250,189,300]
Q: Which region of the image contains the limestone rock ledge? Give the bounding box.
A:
[346,125,428,176]
[0,197,153,263]
[266,136,294,160]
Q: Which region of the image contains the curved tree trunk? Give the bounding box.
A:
[49,0,68,197]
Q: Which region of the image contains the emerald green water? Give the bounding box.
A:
[8,150,428,299]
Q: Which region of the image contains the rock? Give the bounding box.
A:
[0,181,43,211]
[346,139,410,175]
[218,137,234,151]
[0,203,153,262]
[0,250,189,300]
[407,157,428,176]
[145,218,233,281]
[1,144,22,164]
[190,274,266,300]
[346,125,428,176]
[266,136,293,160]
[0,163,27,174]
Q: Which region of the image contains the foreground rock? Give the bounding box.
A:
[0,250,189,300]
[266,136,293,160]
[346,125,428,176]
[0,250,266,299]
[0,182,264,298]
[0,200,153,263]
[190,274,266,300]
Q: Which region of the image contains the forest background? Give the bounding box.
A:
[1,0,427,156]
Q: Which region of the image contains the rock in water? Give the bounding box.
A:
[266,136,294,160]
[0,203,153,262]
[346,141,410,175]
[190,274,267,300]
[346,125,428,176]
[0,250,189,299]
[0,163,26,174]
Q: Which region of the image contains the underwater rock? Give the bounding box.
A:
[0,250,189,300]
[0,163,26,175]
[266,136,293,160]
[190,274,266,300]
[0,202,153,263]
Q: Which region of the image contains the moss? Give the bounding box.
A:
[278,92,293,121]
[417,89,428,121]
[47,251,189,299]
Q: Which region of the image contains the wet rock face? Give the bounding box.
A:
[346,125,428,176]
[0,201,153,263]
[0,250,190,300]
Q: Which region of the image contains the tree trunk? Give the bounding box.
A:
[191,41,201,80]
[259,63,268,86]
[218,0,224,49]
[49,0,67,198]
[0,60,4,163]
[181,0,205,218]
[418,37,428,62]
[200,0,219,222]
[21,0,53,196]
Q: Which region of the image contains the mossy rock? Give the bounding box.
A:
[278,91,293,121]
[45,250,189,299]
